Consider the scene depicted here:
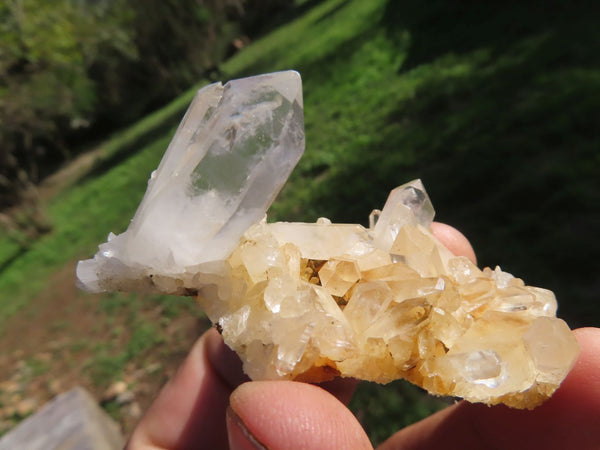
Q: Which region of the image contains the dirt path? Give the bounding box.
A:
[37,147,106,203]
[0,258,210,437]
[0,133,214,438]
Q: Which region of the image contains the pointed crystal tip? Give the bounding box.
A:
[372,179,435,251]
[77,71,305,293]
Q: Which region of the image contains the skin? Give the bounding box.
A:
[126,223,600,449]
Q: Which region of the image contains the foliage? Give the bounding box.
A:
[350,380,450,446]
[0,0,295,212]
[0,0,136,206]
[93,0,240,126]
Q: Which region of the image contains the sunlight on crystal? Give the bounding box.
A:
[77,71,579,409]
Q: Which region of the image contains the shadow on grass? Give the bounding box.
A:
[0,248,28,275]
[302,0,600,326]
[351,379,451,446]
[313,0,353,24]
[79,106,188,185]
[382,0,600,71]
[233,0,370,79]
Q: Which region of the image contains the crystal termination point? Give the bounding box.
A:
[77,71,304,294]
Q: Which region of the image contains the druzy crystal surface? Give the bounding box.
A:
[77,71,579,409]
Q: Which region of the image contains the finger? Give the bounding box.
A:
[127,330,359,448]
[205,326,249,388]
[227,381,373,450]
[208,329,359,406]
[378,327,600,450]
[127,327,246,449]
[430,222,477,264]
[128,221,477,449]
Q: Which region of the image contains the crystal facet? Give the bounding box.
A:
[77,72,579,409]
[77,71,304,294]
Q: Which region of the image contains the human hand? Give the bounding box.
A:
[126,223,600,449]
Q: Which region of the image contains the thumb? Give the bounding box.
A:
[226,381,372,450]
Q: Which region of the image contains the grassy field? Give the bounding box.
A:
[0,0,598,443]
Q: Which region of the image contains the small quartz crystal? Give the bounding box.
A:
[77,71,579,409]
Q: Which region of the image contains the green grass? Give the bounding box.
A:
[85,292,195,387]
[350,380,451,446]
[23,356,50,378]
[0,0,598,443]
[86,322,164,387]
[229,0,600,328]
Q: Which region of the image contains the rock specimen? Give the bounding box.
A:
[77,70,304,294]
[77,71,579,409]
[0,387,124,450]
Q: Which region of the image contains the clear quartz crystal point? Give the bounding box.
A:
[372,179,434,251]
[77,71,304,293]
[77,71,579,410]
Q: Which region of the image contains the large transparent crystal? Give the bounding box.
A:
[77,72,579,409]
[77,71,304,294]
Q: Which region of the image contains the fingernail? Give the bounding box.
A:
[226,406,267,450]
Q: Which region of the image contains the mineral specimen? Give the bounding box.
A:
[76,70,304,294]
[77,71,579,409]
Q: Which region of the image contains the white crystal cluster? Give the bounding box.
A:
[77,71,304,294]
[77,71,579,409]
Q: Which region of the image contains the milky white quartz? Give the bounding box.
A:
[77,71,579,409]
[77,71,304,294]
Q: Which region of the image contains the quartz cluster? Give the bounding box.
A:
[196,180,578,408]
[77,71,304,294]
[77,71,579,409]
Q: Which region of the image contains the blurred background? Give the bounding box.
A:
[0,0,598,444]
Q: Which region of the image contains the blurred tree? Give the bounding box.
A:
[100,0,242,125]
[0,0,294,215]
[239,0,297,36]
[105,0,294,124]
[0,0,136,212]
